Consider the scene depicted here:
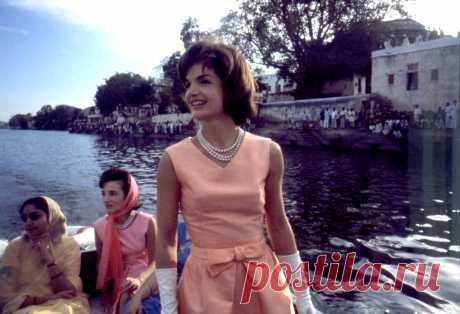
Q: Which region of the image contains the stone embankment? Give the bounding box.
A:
[256,125,459,152]
[255,125,405,152]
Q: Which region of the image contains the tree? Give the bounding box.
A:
[35,105,53,129]
[219,0,408,98]
[322,21,392,92]
[48,105,82,130]
[157,90,173,114]
[9,114,30,129]
[181,17,197,49]
[37,105,53,115]
[180,17,206,49]
[153,17,214,114]
[161,51,188,113]
[34,104,82,130]
[95,72,155,115]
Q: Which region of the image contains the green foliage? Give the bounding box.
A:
[9,105,81,130]
[161,51,188,113]
[157,90,173,114]
[324,21,390,83]
[180,17,208,49]
[34,105,82,130]
[219,0,409,98]
[9,114,31,129]
[159,17,215,114]
[367,93,395,121]
[95,72,155,115]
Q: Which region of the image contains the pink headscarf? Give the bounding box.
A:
[96,175,139,305]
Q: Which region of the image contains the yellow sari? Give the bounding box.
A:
[0,196,90,314]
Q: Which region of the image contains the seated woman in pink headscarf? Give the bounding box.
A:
[94,168,158,313]
[0,196,90,314]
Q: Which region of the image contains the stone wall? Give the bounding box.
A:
[258,95,369,122]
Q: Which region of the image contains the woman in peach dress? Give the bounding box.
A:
[155,41,319,314]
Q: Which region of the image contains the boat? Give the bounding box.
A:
[0,222,191,313]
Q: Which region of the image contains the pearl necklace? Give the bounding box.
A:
[115,211,136,229]
[197,127,245,162]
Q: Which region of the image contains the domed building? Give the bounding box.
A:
[383,18,427,46]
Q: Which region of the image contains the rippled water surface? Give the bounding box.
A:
[0,129,458,313]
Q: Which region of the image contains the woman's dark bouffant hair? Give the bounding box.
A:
[20,197,49,217]
[178,40,257,125]
[99,168,141,210]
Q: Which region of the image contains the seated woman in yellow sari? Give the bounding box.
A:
[0,196,90,314]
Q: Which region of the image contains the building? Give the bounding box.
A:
[258,72,367,101]
[372,36,460,111]
[382,18,426,47]
[322,74,367,97]
[256,73,296,102]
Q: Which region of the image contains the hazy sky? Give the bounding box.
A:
[1,0,459,122]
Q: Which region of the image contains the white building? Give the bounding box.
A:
[372,36,460,111]
[258,72,367,101]
[256,73,296,102]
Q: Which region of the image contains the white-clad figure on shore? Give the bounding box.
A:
[319,108,325,128]
[382,120,392,135]
[349,109,356,128]
[445,102,456,129]
[413,104,422,127]
[331,108,338,128]
[452,100,458,129]
[324,108,331,128]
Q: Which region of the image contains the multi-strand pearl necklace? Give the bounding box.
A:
[197,127,245,162]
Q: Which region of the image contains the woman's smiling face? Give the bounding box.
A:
[184,63,226,121]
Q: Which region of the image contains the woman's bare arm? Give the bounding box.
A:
[156,152,180,268]
[264,141,298,255]
[132,218,158,299]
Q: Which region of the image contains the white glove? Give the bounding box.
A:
[156,268,178,314]
[278,251,317,314]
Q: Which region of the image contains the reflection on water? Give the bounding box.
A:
[0,129,458,313]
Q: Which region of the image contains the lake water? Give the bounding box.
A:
[0,129,458,313]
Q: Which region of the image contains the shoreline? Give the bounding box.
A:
[4,126,459,153]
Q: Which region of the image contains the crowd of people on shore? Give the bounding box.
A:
[318,107,359,129]
[69,100,458,145]
[313,101,411,141]
[70,106,259,138]
[70,111,195,137]
[413,101,458,129]
[69,92,458,146]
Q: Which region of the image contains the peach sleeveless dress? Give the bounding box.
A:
[166,132,294,314]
